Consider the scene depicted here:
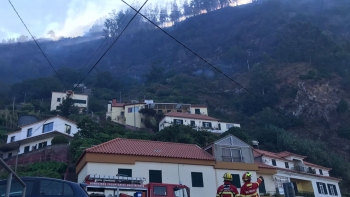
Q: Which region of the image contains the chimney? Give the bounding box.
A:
[252,140,259,149]
[112,98,117,104]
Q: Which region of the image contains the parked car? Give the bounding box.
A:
[0,176,89,197]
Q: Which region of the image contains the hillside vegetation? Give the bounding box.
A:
[1,0,350,194]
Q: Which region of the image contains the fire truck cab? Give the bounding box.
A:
[82,174,190,197]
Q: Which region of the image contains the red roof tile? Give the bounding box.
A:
[275,151,307,159]
[303,161,332,170]
[85,138,215,161]
[256,162,277,169]
[112,99,125,107]
[164,112,218,121]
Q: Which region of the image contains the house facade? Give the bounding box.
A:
[106,99,217,130]
[50,90,88,112]
[159,112,240,133]
[0,115,78,160]
[76,135,261,197]
[253,149,342,196]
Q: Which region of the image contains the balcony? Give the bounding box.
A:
[292,166,316,174]
[296,191,315,197]
[222,156,244,163]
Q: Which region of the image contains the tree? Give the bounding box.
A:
[170,1,181,24]
[58,96,79,117]
[51,135,69,145]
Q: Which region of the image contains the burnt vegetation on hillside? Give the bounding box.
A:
[1,0,350,194]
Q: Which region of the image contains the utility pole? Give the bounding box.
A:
[134,104,136,128]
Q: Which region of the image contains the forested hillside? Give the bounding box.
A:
[1,0,350,194]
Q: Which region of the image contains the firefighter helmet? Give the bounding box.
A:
[223,172,232,181]
[242,172,252,181]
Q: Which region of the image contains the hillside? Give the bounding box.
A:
[1,0,350,193]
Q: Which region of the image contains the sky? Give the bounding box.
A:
[0,0,251,41]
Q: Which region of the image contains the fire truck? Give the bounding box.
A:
[83,174,190,197]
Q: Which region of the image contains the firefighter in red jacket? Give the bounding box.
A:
[239,172,264,197]
[216,172,239,197]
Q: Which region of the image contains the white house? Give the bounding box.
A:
[159,112,240,133]
[0,115,79,159]
[253,149,342,196]
[76,136,261,197]
[50,90,88,112]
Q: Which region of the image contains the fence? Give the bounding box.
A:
[5,154,69,167]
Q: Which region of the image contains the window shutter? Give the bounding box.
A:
[322,183,328,194]
[316,182,321,194]
[231,174,241,188]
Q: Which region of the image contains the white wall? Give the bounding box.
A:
[79,161,217,197]
[277,171,341,197]
[51,92,88,111]
[262,156,294,170]
[256,173,275,195]
[7,117,78,144]
[159,116,239,133]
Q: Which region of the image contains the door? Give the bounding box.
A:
[292,182,298,195]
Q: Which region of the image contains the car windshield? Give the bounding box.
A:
[0,180,33,196]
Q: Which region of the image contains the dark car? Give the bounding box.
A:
[0,176,89,197]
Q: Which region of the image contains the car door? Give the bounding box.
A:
[0,178,36,197]
[39,179,75,197]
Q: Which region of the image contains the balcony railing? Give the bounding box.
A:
[292,166,316,174]
[222,156,244,163]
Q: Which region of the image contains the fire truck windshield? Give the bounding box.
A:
[174,187,188,197]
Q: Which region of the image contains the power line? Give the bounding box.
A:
[72,0,149,93]
[29,0,149,136]
[121,1,350,155]
[8,0,68,90]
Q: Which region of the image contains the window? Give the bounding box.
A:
[190,121,195,127]
[27,128,32,137]
[319,169,323,175]
[40,179,74,196]
[24,146,30,153]
[72,99,86,104]
[43,122,54,133]
[149,170,162,183]
[65,124,71,134]
[167,110,171,113]
[285,162,289,168]
[121,112,125,116]
[222,148,242,162]
[158,110,162,113]
[231,174,241,188]
[259,179,266,193]
[38,141,47,149]
[154,186,167,196]
[195,109,200,114]
[118,169,132,177]
[8,153,12,158]
[141,118,144,123]
[174,119,183,125]
[191,172,204,187]
[202,122,212,128]
[128,106,139,113]
[327,184,338,196]
[177,110,182,112]
[57,98,61,102]
[10,136,15,142]
[128,107,133,113]
[0,180,34,195]
[134,106,139,113]
[272,159,276,166]
[317,182,328,194]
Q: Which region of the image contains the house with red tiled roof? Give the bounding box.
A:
[159,112,240,133]
[253,149,341,196]
[76,136,260,197]
[106,99,240,132]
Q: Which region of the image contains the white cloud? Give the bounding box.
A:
[0,28,20,40]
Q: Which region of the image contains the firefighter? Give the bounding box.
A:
[239,172,264,197]
[216,172,239,197]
